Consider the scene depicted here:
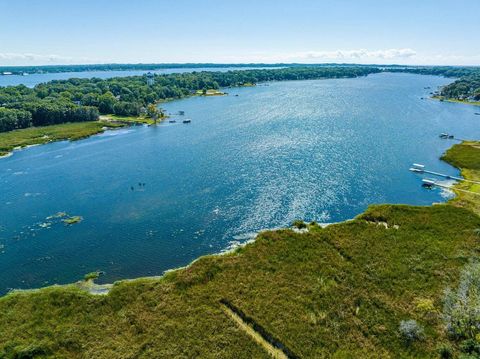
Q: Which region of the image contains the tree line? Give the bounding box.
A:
[0,66,380,133]
[439,75,480,100]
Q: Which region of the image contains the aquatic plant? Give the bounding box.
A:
[62,216,83,225]
[84,272,100,282]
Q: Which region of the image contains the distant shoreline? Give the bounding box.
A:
[431,95,480,107]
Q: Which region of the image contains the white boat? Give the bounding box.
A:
[422,179,436,187]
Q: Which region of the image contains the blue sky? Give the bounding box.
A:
[1,0,479,66]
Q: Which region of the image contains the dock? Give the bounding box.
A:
[409,163,480,185]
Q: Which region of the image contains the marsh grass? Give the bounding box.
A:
[0,121,123,156]
[1,142,480,357]
[1,204,479,358]
[442,142,480,215]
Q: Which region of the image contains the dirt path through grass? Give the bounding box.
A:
[221,302,290,359]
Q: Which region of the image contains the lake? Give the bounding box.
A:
[0,66,281,88]
[1,73,479,294]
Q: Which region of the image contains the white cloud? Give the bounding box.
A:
[0,52,92,66]
[292,48,417,60]
[217,48,419,64]
[1,49,479,66]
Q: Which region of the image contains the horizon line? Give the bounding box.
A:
[1,62,480,70]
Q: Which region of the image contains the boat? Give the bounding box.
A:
[422,179,436,188]
[169,119,176,123]
[410,163,425,173]
[475,113,480,116]
[409,167,423,173]
[439,133,453,139]
[183,119,191,123]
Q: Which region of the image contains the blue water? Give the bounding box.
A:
[1,73,479,294]
[0,66,281,88]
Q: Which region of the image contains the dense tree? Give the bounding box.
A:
[0,66,382,133]
[2,65,478,133]
[0,107,32,132]
[440,75,480,100]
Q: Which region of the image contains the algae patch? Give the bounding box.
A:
[62,216,83,225]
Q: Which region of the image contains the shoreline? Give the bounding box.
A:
[2,140,476,298]
[1,75,469,158]
[1,140,479,357]
[431,95,480,106]
[0,120,132,158]
[1,220,340,297]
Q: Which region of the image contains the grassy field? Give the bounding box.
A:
[1,205,479,358]
[0,121,124,157]
[442,141,480,215]
[1,142,480,358]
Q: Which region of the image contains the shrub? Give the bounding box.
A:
[84,271,100,281]
[437,343,454,359]
[292,220,307,229]
[460,339,480,356]
[443,261,480,340]
[415,298,436,315]
[399,319,424,343]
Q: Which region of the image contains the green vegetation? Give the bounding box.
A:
[2,196,480,357]
[0,107,32,132]
[83,272,100,282]
[0,63,287,75]
[432,96,480,106]
[99,114,157,125]
[195,89,226,96]
[439,75,480,102]
[1,65,480,357]
[387,66,480,104]
[442,142,480,215]
[0,66,380,134]
[62,216,83,225]
[442,142,480,171]
[0,140,479,357]
[292,219,307,229]
[0,121,123,157]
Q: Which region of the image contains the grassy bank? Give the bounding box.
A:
[1,205,479,358]
[1,143,480,357]
[441,141,480,215]
[0,121,125,157]
[195,89,226,96]
[99,114,160,125]
[432,96,480,107]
